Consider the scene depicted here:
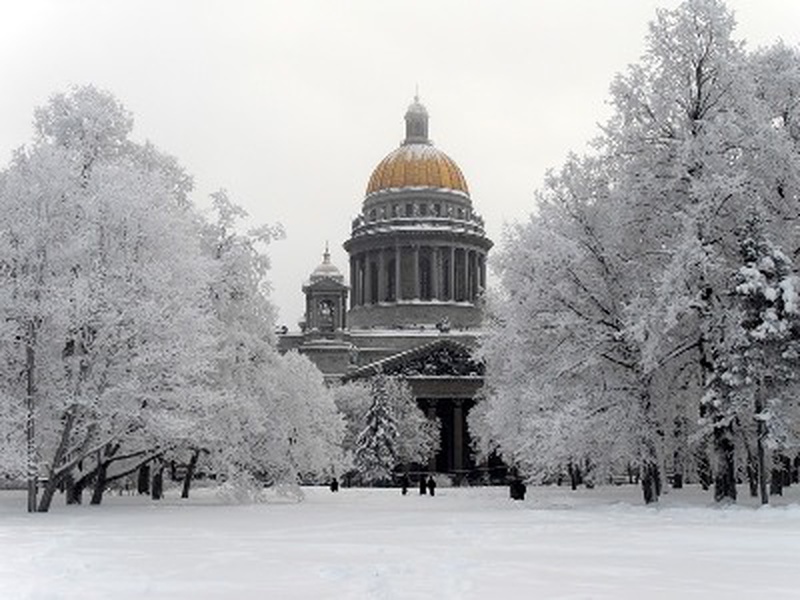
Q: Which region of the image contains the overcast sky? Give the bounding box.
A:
[2,0,799,326]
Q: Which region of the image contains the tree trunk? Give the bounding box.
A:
[65,472,84,505]
[137,464,150,495]
[151,465,164,500]
[36,409,77,513]
[757,432,769,505]
[90,443,121,506]
[770,468,783,496]
[780,455,792,487]
[568,462,580,491]
[90,457,108,505]
[696,443,712,491]
[671,416,685,489]
[671,447,684,489]
[713,424,737,503]
[181,449,200,499]
[25,324,37,514]
[746,448,758,498]
[769,453,783,496]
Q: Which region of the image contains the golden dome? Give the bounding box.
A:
[366,143,469,196]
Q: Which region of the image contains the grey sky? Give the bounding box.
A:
[2,0,799,326]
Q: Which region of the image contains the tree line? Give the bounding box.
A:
[0,86,437,512]
[473,0,800,504]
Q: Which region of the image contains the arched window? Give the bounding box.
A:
[318,299,335,331]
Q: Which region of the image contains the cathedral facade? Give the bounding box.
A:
[279,97,492,478]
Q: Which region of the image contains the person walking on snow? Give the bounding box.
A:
[426,475,436,497]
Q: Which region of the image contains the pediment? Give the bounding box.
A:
[345,338,484,380]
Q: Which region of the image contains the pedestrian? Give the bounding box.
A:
[426,475,436,497]
[329,477,339,492]
[510,478,526,500]
[400,473,410,496]
[419,475,427,495]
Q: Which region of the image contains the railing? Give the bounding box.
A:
[350,213,487,236]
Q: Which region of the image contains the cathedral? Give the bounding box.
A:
[279,96,492,478]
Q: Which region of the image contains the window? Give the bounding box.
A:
[434,203,441,216]
[318,299,335,332]
[369,209,376,221]
[392,205,398,218]
[419,203,428,216]
[405,203,413,217]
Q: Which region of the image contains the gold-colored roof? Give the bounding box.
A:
[366,143,469,196]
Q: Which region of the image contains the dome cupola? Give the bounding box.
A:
[404,95,429,144]
[309,243,344,284]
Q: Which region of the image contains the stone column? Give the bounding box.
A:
[412,244,420,299]
[426,402,437,472]
[359,255,366,305]
[448,246,455,301]
[349,256,357,309]
[364,251,372,305]
[459,248,469,301]
[378,249,387,303]
[479,253,486,293]
[395,245,401,301]
[468,250,476,301]
[453,400,464,472]
[431,246,440,300]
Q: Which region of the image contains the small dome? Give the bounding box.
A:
[310,245,344,283]
[406,97,428,116]
[366,143,469,196]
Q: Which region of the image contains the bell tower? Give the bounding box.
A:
[302,244,348,333]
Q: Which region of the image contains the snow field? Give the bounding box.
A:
[1,484,800,599]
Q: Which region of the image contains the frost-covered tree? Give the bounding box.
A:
[389,376,439,467]
[0,86,217,511]
[262,351,346,483]
[612,0,800,502]
[477,0,800,503]
[344,375,437,483]
[332,380,372,473]
[706,218,800,503]
[183,189,347,497]
[354,375,399,483]
[1,86,347,511]
[476,156,652,499]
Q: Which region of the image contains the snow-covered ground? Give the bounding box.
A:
[2,483,800,599]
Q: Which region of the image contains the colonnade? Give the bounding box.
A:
[349,244,486,308]
[422,398,468,473]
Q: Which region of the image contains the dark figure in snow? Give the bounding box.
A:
[510,478,526,501]
[426,475,436,497]
[329,477,339,493]
[400,474,410,495]
[419,475,427,495]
